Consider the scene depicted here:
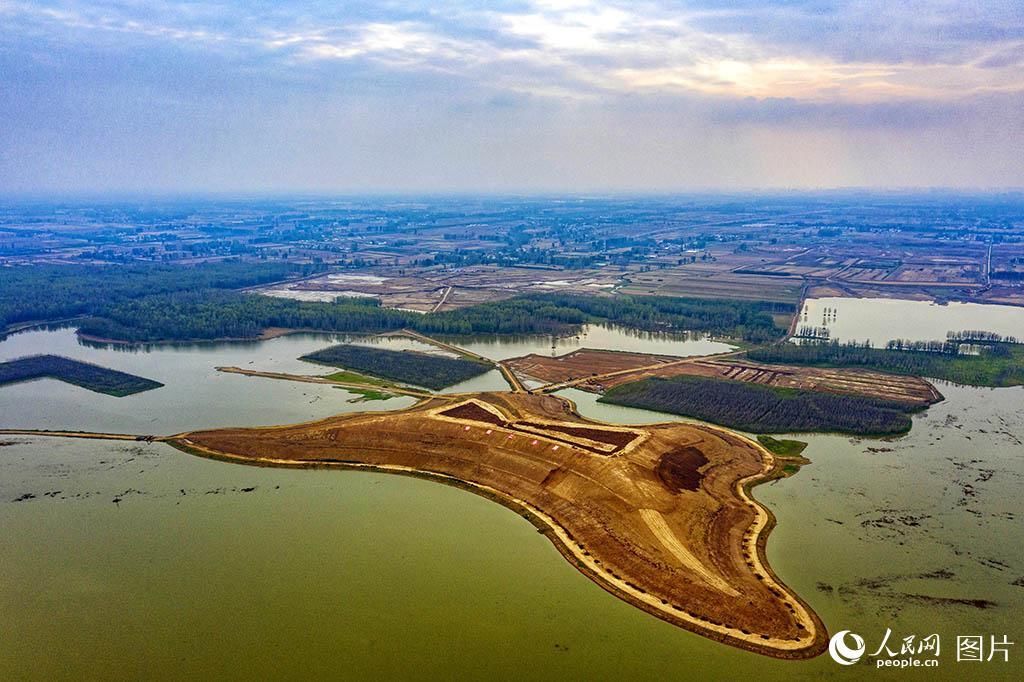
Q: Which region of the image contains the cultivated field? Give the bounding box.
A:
[507,349,686,386]
[506,348,941,406]
[597,359,942,407]
[254,265,626,312]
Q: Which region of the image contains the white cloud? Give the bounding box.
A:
[2,0,1023,104]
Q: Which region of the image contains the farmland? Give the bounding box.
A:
[5,195,1024,315]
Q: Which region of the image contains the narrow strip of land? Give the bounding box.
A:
[534,349,745,393]
[388,329,493,363]
[215,366,436,398]
[497,361,526,392]
[0,429,158,441]
[431,286,453,312]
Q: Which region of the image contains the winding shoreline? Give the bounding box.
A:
[6,396,827,659]
[167,421,825,659]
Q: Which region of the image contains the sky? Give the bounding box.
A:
[1,0,1023,194]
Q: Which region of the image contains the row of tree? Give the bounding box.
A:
[946,330,1020,344]
[747,340,1024,387]
[600,375,914,435]
[794,325,831,339]
[884,339,961,354]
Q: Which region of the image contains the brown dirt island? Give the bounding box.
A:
[171,391,827,659]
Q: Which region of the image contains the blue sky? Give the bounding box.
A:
[1,1,1022,193]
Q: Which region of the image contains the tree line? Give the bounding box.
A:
[75,291,784,343]
[0,261,317,332]
[945,330,1020,345]
[2,262,789,344]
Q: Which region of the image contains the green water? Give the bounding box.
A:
[1,328,1021,680]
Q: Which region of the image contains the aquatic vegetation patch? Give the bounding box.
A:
[756,436,809,457]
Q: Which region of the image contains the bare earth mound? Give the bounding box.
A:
[174,391,826,658]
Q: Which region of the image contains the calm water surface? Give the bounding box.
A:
[1,327,1021,680]
[801,297,1024,345]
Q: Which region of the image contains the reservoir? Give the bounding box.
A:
[1,327,1020,679]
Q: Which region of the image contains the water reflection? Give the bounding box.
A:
[1,324,1020,680]
[799,297,1024,345]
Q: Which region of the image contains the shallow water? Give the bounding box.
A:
[0,328,415,433]
[800,297,1024,345]
[1,328,1021,680]
[568,385,1024,679]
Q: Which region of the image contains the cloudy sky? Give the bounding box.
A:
[1,0,1023,193]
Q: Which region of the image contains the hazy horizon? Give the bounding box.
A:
[2,1,1023,194]
[4,188,1024,202]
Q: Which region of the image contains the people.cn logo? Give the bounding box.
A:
[829,630,866,666]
